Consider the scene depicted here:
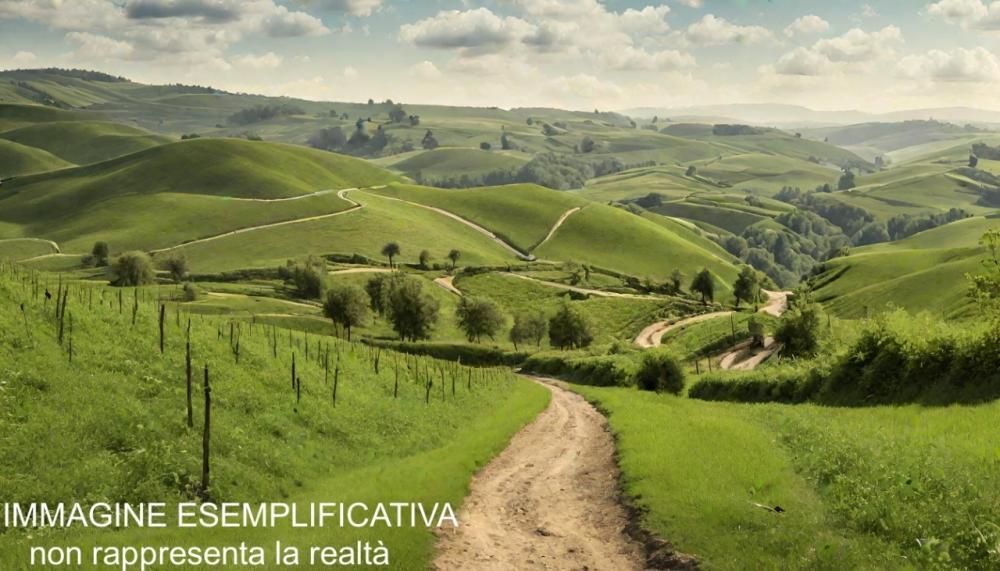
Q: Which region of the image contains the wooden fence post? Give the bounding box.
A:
[201,365,211,495]
[159,304,165,354]
[186,319,193,428]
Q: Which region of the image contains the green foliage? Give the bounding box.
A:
[388,275,440,341]
[227,103,304,126]
[690,268,715,304]
[381,242,401,268]
[307,126,347,151]
[774,298,822,357]
[181,282,201,302]
[160,253,189,283]
[747,314,766,346]
[548,303,593,350]
[113,251,155,287]
[635,350,685,394]
[455,296,505,343]
[522,350,639,387]
[323,283,370,340]
[732,266,758,309]
[837,169,856,190]
[447,249,461,269]
[968,229,1000,321]
[509,310,548,350]
[418,249,431,269]
[91,241,110,267]
[280,257,326,299]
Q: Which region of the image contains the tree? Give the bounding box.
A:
[323,284,369,340]
[418,249,431,269]
[685,165,697,177]
[501,132,513,150]
[580,136,595,153]
[747,315,766,347]
[970,154,979,168]
[968,229,1000,321]
[381,242,401,269]
[409,115,420,126]
[775,300,822,357]
[455,296,504,343]
[388,276,439,341]
[421,130,439,150]
[113,251,155,287]
[91,241,110,267]
[365,274,393,316]
[548,303,593,350]
[388,104,408,123]
[480,142,492,151]
[690,268,715,304]
[161,254,189,283]
[838,169,856,190]
[447,249,461,270]
[281,257,326,299]
[636,350,685,394]
[307,126,346,151]
[509,311,548,350]
[670,269,684,294]
[732,266,758,309]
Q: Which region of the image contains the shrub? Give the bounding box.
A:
[510,311,547,350]
[181,283,201,302]
[113,251,155,287]
[323,284,370,340]
[548,303,593,350]
[636,350,685,394]
[455,296,505,343]
[281,257,326,299]
[91,241,110,267]
[775,301,822,357]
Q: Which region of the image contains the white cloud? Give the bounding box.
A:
[409,60,442,80]
[66,32,136,60]
[546,73,623,101]
[926,0,1000,30]
[897,46,1000,82]
[784,14,829,38]
[684,14,775,46]
[813,26,902,63]
[234,51,283,69]
[11,50,38,65]
[342,65,359,79]
[771,46,832,76]
[398,8,533,51]
[316,0,383,18]
[598,46,694,71]
[675,0,702,7]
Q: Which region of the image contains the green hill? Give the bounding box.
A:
[0,120,172,164]
[376,148,530,179]
[0,138,73,177]
[0,103,87,131]
[0,139,397,252]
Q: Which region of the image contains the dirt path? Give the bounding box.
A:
[434,275,463,296]
[365,192,535,261]
[434,377,648,570]
[150,188,363,255]
[634,311,733,348]
[0,237,61,254]
[328,266,392,276]
[533,207,582,251]
[504,273,653,300]
[716,291,791,370]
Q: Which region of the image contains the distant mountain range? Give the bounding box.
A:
[622,103,1000,128]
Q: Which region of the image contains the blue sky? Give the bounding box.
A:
[2,0,999,111]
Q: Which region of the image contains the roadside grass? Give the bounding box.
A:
[574,386,1000,570]
[0,267,549,568]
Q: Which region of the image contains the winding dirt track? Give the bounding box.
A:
[504,272,653,300]
[533,207,582,250]
[634,311,733,348]
[434,275,463,296]
[434,377,647,571]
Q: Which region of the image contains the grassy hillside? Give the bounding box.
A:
[0,103,86,131]
[576,386,1000,569]
[0,268,548,568]
[374,183,587,252]
[0,237,59,260]
[533,204,739,291]
[0,138,72,177]
[376,148,530,179]
[0,120,172,164]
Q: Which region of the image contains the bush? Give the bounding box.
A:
[455,296,504,343]
[774,301,822,357]
[281,257,326,299]
[548,303,593,350]
[181,283,201,302]
[636,350,685,394]
[113,251,155,287]
[91,241,110,267]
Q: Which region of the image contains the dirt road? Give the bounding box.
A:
[434,377,652,571]
[633,311,733,348]
[533,207,582,250]
[504,273,653,300]
[434,275,463,296]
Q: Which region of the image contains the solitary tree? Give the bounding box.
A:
[447,249,461,270]
[113,251,155,287]
[970,154,979,168]
[501,132,513,150]
[388,103,408,123]
[382,242,401,269]
[323,284,370,340]
[690,268,715,305]
[162,254,189,283]
[775,301,822,356]
[732,266,758,309]
[509,311,548,350]
[636,350,685,394]
[388,276,439,341]
[548,303,593,350]
[281,257,326,299]
[455,296,505,343]
[838,169,856,190]
[685,165,697,177]
[421,130,439,150]
[91,241,110,267]
[747,315,766,347]
[580,136,595,153]
[418,249,431,269]
[480,142,492,151]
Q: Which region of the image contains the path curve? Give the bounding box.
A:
[328,267,392,276]
[367,192,535,261]
[434,376,648,570]
[150,188,361,255]
[634,311,733,348]
[533,207,582,251]
[504,273,654,300]
[434,275,463,296]
[0,237,61,254]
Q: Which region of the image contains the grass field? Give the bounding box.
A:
[0,268,549,569]
[0,120,172,165]
[574,386,1000,570]
[0,138,73,177]
[0,237,60,260]
[375,147,531,179]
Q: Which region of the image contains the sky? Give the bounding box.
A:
[2,0,1000,112]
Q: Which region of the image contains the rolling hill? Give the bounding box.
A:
[0,120,172,165]
[0,138,72,178]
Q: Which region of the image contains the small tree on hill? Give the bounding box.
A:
[447,249,461,270]
[455,296,504,343]
[388,276,439,341]
[421,130,439,150]
[365,273,394,316]
[382,242,401,269]
[690,269,715,305]
[281,257,326,299]
[388,104,408,123]
[747,315,766,347]
[775,300,822,357]
[580,136,595,153]
[838,169,856,190]
[685,165,697,177]
[969,229,1000,322]
[501,132,513,150]
[113,251,155,287]
[161,254,189,283]
[732,266,758,309]
[509,311,548,350]
[480,142,492,151]
[91,241,110,267]
[548,303,593,350]
[636,350,685,394]
[324,284,369,340]
[670,269,684,294]
[970,154,979,168]
[419,249,431,269]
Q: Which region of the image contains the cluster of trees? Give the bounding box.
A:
[227,104,304,126]
[972,142,1000,161]
[279,257,327,299]
[712,124,764,136]
[417,154,655,190]
[887,208,971,241]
